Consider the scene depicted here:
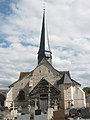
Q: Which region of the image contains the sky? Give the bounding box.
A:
[0,0,90,89]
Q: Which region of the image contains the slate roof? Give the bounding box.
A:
[38,9,52,64]
[71,79,81,86]
[19,72,32,80]
[57,73,72,84]
[9,71,33,88]
[57,73,81,86]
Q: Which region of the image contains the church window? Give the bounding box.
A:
[18,90,25,101]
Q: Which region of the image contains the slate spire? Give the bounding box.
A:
[38,7,52,64]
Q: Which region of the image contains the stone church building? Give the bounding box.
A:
[5,9,86,114]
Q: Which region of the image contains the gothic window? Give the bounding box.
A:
[18,90,25,101]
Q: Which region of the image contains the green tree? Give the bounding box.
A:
[83,87,90,94]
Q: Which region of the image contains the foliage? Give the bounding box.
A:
[83,87,90,94]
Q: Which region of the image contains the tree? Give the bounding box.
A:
[83,87,90,95]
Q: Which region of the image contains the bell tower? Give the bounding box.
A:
[38,7,52,64]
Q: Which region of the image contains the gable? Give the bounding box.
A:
[36,58,61,76]
[29,78,60,98]
[27,58,72,88]
[31,59,61,87]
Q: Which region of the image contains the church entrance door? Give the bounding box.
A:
[40,94,48,113]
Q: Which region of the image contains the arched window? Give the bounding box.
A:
[18,90,25,101]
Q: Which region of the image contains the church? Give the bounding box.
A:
[5,8,86,115]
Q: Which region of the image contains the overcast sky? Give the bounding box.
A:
[0,0,90,89]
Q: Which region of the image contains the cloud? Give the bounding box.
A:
[0,0,90,88]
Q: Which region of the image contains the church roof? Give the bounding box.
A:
[9,71,33,88]
[57,73,81,86]
[9,58,80,88]
[71,79,81,86]
[37,57,70,77]
[19,72,32,80]
[57,73,72,84]
[38,9,45,54]
[38,8,52,64]
[63,73,72,84]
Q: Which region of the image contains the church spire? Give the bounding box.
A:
[38,5,52,64]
